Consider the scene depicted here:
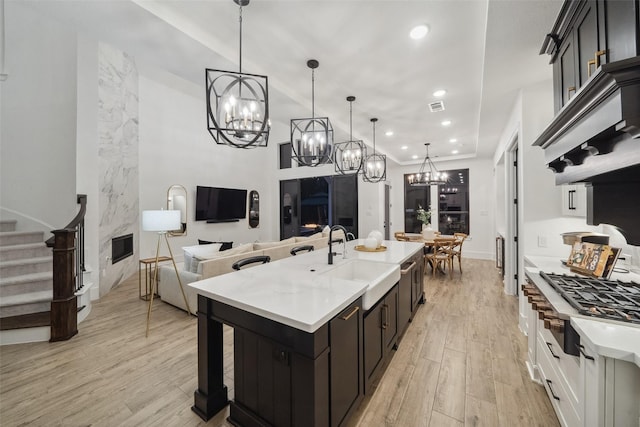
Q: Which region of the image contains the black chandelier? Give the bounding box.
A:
[205,0,270,148]
[408,143,448,186]
[362,118,387,183]
[333,96,366,175]
[290,59,333,167]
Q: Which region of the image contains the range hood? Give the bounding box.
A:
[533,57,640,245]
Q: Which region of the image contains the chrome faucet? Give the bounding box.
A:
[328,225,348,265]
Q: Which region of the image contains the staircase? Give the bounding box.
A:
[0,219,53,343]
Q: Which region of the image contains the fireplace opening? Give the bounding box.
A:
[112,233,133,264]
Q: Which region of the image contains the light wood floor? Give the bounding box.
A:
[0,259,559,427]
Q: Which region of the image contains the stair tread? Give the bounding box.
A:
[0,271,52,286]
[0,256,52,267]
[0,242,47,251]
[0,290,52,306]
[0,231,44,237]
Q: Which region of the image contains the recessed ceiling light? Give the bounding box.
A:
[449,138,457,143]
[441,120,452,126]
[432,89,447,97]
[401,145,408,150]
[412,154,419,159]
[385,131,394,137]
[409,24,429,40]
[452,150,459,154]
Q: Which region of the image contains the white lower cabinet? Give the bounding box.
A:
[536,322,581,427]
[531,324,640,427]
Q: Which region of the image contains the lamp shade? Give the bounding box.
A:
[142,210,181,232]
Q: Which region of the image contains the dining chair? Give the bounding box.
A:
[424,237,456,276]
[451,233,468,272]
[232,255,271,270]
[394,231,410,241]
[290,245,314,256]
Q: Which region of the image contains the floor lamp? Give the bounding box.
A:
[142,210,192,337]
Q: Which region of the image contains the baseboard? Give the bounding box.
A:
[0,326,49,345]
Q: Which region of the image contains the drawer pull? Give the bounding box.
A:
[546,342,560,359]
[587,59,596,77]
[546,379,561,401]
[341,306,359,321]
[578,344,595,361]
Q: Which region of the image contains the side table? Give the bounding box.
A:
[139,256,172,301]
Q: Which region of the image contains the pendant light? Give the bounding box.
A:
[408,143,448,186]
[362,118,387,183]
[333,96,366,175]
[205,0,270,148]
[290,59,333,167]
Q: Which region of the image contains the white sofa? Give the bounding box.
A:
[158,231,340,313]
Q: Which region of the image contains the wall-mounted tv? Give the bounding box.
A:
[195,186,247,222]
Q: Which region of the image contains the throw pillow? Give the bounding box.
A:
[221,242,254,257]
[253,237,296,250]
[183,243,223,273]
[199,239,233,251]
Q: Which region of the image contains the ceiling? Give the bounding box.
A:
[21,0,562,166]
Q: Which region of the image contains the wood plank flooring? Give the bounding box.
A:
[0,259,559,427]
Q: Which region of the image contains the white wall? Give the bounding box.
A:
[387,157,496,260]
[0,1,77,229]
[137,67,280,262]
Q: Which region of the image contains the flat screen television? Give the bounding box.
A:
[195,186,247,222]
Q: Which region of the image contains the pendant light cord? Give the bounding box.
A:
[372,120,376,154]
[238,4,243,73]
[349,100,353,140]
[311,68,315,118]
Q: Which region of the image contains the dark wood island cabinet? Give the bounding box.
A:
[190,241,425,427]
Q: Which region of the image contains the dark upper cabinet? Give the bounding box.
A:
[545,0,639,112]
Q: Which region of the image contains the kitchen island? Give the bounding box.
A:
[189,240,424,427]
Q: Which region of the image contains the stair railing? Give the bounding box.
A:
[46,194,87,341]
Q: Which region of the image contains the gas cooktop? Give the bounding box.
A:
[539,272,640,325]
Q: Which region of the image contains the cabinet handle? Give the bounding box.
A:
[381,305,388,329]
[546,341,560,359]
[568,189,576,210]
[341,306,359,321]
[578,344,595,361]
[587,59,597,78]
[401,261,416,275]
[567,86,576,99]
[594,50,606,68]
[546,379,561,400]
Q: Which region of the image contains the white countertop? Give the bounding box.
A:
[524,254,640,368]
[571,317,640,367]
[189,240,424,333]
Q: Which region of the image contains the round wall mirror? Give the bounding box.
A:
[167,184,187,236]
[248,190,259,228]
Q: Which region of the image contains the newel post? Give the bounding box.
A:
[50,229,78,342]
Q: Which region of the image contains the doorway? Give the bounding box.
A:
[505,137,519,296]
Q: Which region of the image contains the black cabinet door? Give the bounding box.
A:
[574,1,599,87]
[601,0,640,62]
[398,263,413,333]
[383,286,398,354]
[411,253,424,312]
[363,302,384,392]
[329,300,363,427]
[558,36,576,109]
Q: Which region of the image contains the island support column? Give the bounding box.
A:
[192,295,228,420]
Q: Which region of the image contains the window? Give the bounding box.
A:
[437,169,469,235]
[403,176,431,233]
[403,168,470,235]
